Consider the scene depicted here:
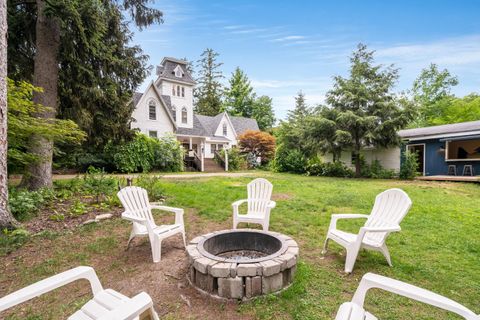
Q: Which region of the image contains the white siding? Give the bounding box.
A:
[131,85,174,136]
[157,80,194,128]
[213,114,237,144]
[323,147,401,171]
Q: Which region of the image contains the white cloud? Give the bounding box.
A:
[270,35,306,42]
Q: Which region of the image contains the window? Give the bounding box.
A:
[181,87,185,97]
[351,152,358,164]
[174,65,183,78]
[181,107,188,124]
[211,144,217,154]
[148,101,156,120]
[177,85,180,96]
[172,86,175,96]
[446,139,480,161]
[222,122,227,136]
[172,106,176,122]
[218,144,223,150]
[149,131,158,138]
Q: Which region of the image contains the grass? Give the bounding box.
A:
[1,172,479,319]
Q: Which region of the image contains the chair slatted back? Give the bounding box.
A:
[117,186,155,225]
[247,178,273,216]
[365,188,412,244]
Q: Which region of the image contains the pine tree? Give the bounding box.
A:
[224,67,254,116]
[252,95,275,130]
[287,90,310,121]
[326,43,413,176]
[194,48,224,116]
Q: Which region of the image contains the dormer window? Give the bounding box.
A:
[172,106,176,122]
[149,100,156,120]
[174,65,183,78]
[223,122,227,136]
[181,107,188,124]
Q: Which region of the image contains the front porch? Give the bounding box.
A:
[176,135,230,172]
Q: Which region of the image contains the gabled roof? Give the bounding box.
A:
[399,120,480,140]
[134,82,177,129]
[157,58,196,85]
[175,112,259,139]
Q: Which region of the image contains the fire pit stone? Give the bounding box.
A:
[187,229,299,300]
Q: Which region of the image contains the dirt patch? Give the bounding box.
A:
[0,210,256,319]
[272,193,294,201]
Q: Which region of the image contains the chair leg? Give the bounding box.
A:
[344,246,360,273]
[151,237,162,263]
[262,221,269,231]
[233,218,238,229]
[321,237,329,255]
[181,229,187,248]
[380,244,393,267]
[126,231,135,250]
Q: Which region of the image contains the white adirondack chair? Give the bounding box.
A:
[0,266,159,320]
[117,186,186,263]
[322,188,412,273]
[232,178,276,231]
[335,273,479,320]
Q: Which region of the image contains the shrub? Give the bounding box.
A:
[83,166,117,203]
[0,229,30,255]
[135,174,164,202]
[361,159,397,179]
[273,145,307,173]
[8,188,55,221]
[400,150,419,180]
[306,158,354,178]
[106,133,184,173]
[238,130,276,165]
[221,148,246,171]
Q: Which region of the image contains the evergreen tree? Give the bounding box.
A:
[252,95,275,130]
[7,0,162,189]
[194,48,224,116]
[326,44,414,176]
[224,67,254,116]
[287,90,310,121]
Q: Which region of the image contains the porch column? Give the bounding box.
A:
[200,141,205,172]
[225,148,229,172]
[189,137,192,150]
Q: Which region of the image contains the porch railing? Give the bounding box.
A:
[184,150,202,171]
[214,150,228,171]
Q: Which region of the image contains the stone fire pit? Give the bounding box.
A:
[186,229,299,300]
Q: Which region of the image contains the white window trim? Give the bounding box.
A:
[148,100,157,121]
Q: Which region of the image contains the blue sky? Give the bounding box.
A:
[132,0,480,120]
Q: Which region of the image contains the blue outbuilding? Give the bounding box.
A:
[399,120,480,177]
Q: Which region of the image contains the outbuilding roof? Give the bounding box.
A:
[399,120,480,139]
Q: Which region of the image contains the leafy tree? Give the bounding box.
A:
[252,95,275,130]
[287,90,310,121]
[7,0,162,190]
[194,48,224,116]
[224,67,254,116]
[411,63,458,127]
[326,44,413,177]
[0,0,18,229]
[238,130,276,163]
[434,94,480,124]
[7,79,85,173]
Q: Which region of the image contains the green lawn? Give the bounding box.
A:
[1,172,479,319]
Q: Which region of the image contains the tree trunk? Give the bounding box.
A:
[0,0,20,228]
[354,148,361,178]
[21,0,61,190]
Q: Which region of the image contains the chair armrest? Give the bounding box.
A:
[360,225,401,233]
[0,266,103,312]
[98,292,158,320]
[121,212,146,224]
[267,201,276,209]
[329,214,370,230]
[352,273,479,320]
[150,205,184,226]
[232,199,248,208]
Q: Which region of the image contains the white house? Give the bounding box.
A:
[131,57,259,171]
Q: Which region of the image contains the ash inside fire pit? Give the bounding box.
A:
[217,249,268,260]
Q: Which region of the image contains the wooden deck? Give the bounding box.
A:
[416,175,480,182]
